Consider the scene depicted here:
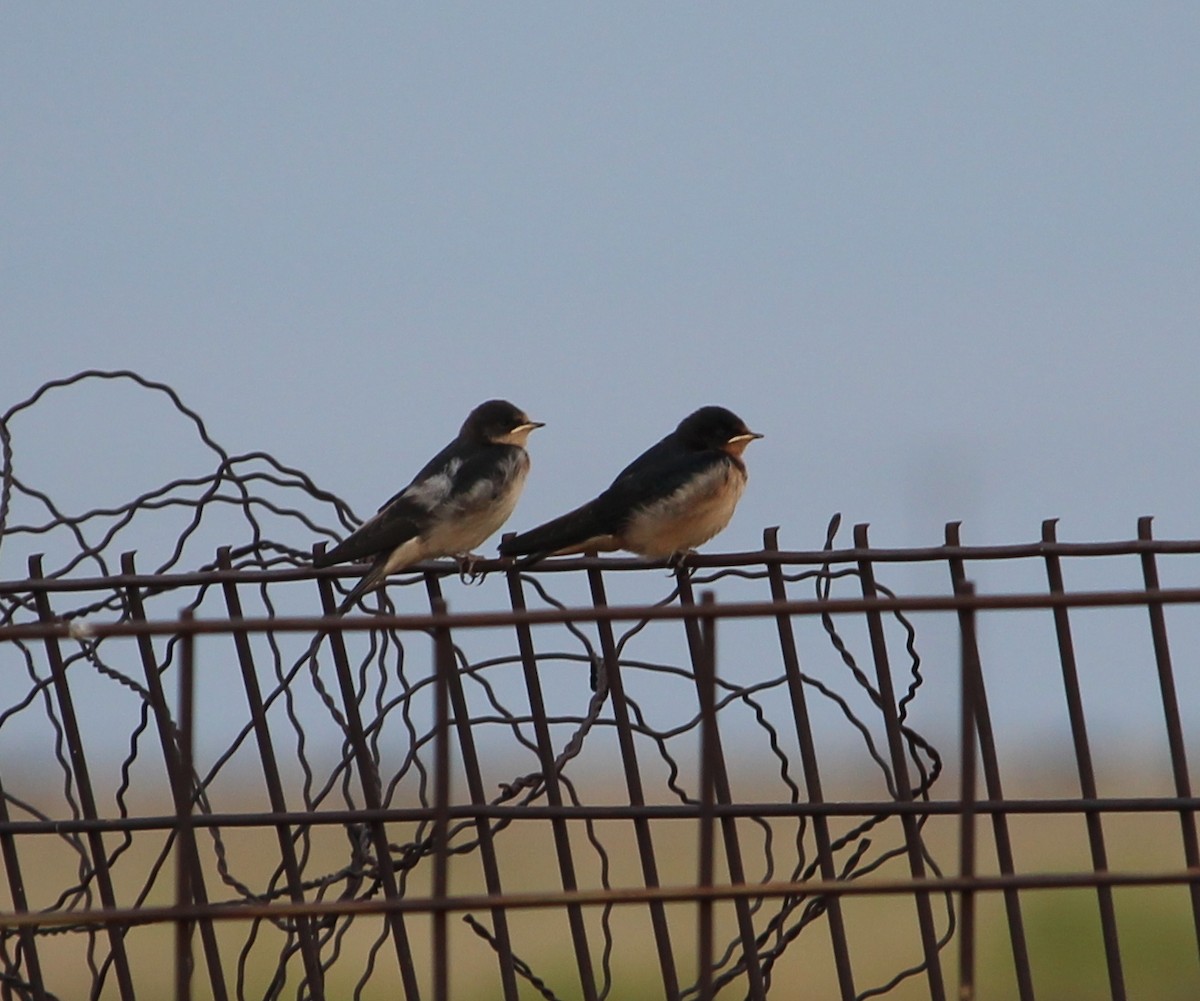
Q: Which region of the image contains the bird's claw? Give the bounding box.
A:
[667,549,698,579]
[456,552,488,585]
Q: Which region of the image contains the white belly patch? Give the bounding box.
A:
[621,461,746,557]
[385,451,529,571]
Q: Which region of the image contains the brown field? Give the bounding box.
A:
[3,758,1198,1000]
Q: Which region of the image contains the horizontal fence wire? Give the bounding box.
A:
[1,371,1199,1001]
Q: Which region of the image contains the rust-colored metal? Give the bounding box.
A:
[1137,516,1200,956]
[956,582,979,1001]
[945,522,1035,1001]
[29,554,137,1001]
[1042,520,1127,1001]
[3,373,1200,999]
[5,540,1200,998]
[424,575,520,1001]
[584,559,681,997]
[854,524,947,1001]
[695,591,717,1001]
[504,563,600,1001]
[175,608,197,1001]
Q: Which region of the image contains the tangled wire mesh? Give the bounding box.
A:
[0,370,950,1001]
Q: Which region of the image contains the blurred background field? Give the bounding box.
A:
[3,755,1197,1000]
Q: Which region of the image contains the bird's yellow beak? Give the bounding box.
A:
[724,430,762,457]
[499,420,545,446]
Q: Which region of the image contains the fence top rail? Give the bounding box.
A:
[4,526,1200,597]
[4,583,1200,643]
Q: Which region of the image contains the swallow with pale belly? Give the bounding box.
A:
[316,399,542,606]
[499,406,760,567]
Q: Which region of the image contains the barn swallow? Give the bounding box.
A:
[315,399,543,607]
[498,406,761,567]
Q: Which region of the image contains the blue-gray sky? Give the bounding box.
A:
[3,7,1199,756]
[5,5,1198,545]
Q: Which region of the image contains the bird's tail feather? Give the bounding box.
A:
[334,558,390,614]
[499,503,609,562]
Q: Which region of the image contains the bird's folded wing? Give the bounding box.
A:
[313,450,465,567]
[316,439,518,567]
[500,447,723,558]
[314,498,428,566]
[498,499,612,557]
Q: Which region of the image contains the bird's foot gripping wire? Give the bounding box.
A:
[667,549,698,579]
[455,552,488,585]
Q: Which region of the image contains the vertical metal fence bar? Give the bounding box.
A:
[1136,516,1200,958]
[1040,520,1126,1001]
[216,548,326,996]
[675,575,765,996]
[423,574,520,1001]
[313,566,422,1000]
[121,553,228,1001]
[696,592,717,1001]
[0,772,47,1000]
[10,531,1200,998]
[28,555,137,1001]
[944,524,1036,1001]
[175,609,196,1001]
[957,583,979,1001]
[852,525,947,1001]
[764,527,857,1000]
[585,563,681,999]
[431,596,453,1001]
[503,566,599,1001]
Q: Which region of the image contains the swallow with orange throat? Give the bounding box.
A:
[499,405,761,568]
[316,399,543,607]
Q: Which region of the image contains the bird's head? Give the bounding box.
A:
[676,406,763,457]
[463,400,545,446]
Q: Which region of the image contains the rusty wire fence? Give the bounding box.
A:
[2,372,1200,1001]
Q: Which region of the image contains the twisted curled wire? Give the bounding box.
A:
[0,371,948,1000]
